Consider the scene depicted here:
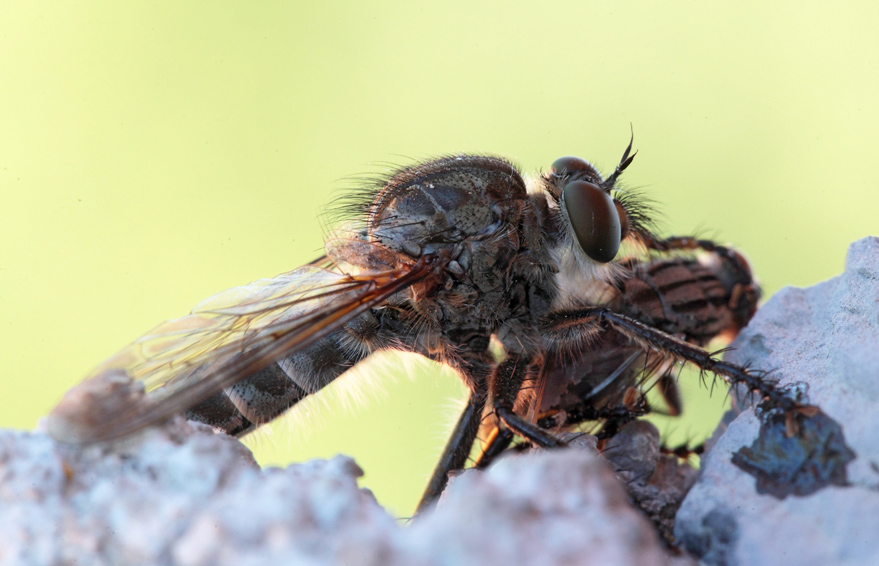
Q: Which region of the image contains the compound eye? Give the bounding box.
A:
[614,199,630,240]
[551,156,599,179]
[563,180,621,263]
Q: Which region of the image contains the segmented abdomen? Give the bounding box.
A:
[185,312,383,436]
[618,256,749,344]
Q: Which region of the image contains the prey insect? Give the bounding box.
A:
[49,137,842,512]
[471,238,762,470]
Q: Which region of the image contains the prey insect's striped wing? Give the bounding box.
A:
[49,258,436,444]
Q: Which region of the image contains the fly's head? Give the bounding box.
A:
[541,138,657,306]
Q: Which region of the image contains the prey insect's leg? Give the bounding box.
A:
[415,363,488,514]
[656,372,683,417]
[544,307,797,411]
[646,235,732,254]
[490,354,565,449]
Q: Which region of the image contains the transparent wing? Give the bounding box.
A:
[49,254,438,444]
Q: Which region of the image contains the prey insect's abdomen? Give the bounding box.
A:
[616,249,759,345]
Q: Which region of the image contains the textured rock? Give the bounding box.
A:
[676,237,879,566]
[0,417,686,566]
[402,440,682,566]
[0,421,396,566]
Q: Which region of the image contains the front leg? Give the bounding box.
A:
[543,306,857,499]
[489,354,565,449]
[470,354,568,472]
[544,307,798,412]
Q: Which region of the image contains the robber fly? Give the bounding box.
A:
[48,137,832,512]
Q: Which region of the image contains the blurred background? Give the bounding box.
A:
[2,1,877,517]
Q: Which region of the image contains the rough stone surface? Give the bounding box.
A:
[404,441,685,566]
[676,237,879,566]
[0,421,397,566]
[0,417,687,566]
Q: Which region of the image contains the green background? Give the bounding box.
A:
[2,2,877,517]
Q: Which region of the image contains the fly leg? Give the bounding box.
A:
[415,359,489,515]
[544,307,798,411]
[490,354,565,450]
[471,426,514,469]
[470,355,565,472]
[543,306,856,496]
[474,398,650,471]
